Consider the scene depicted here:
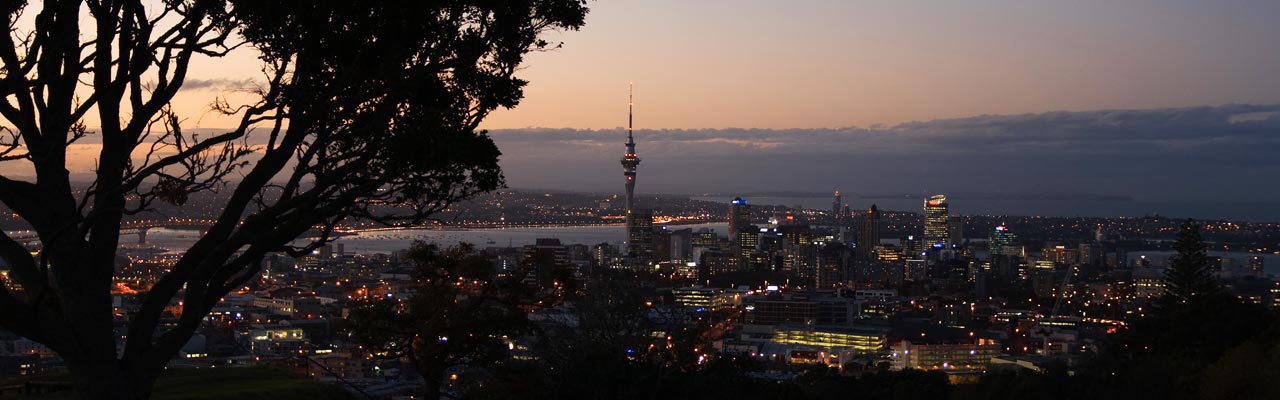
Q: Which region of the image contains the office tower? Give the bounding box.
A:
[728,197,752,238]
[521,239,571,289]
[627,208,654,262]
[947,216,964,249]
[1079,243,1102,266]
[922,195,949,250]
[902,235,923,260]
[692,229,719,248]
[736,227,760,258]
[669,228,693,263]
[832,191,843,219]
[594,243,619,267]
[989,225,1022,257]
[855,204,881,261]
[816,242,852,289]
[1249,256,1265,275]
[620,84,643,257]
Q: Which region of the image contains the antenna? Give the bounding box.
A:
[627,82,634,143]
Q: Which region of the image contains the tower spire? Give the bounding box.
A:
[627,82,635,145]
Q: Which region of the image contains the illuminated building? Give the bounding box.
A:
[1132,267,1166,299]
[988,225,1022,258]
[832,191,843,219]
[1042,245,1079,266]
[771,324,889,353]
[692,228,718,248]
[891,339,1002,371]
[620,84,643,257]
[698,248,741,277]
[728,197,752,238]
[522,238,573,288]
[816,243,852,289]
[902,235,924,260]
[923,195,950,250]
[626,208,654,262]
[672,287,728,310]
[736,228,760,258]
[854,204,881,262]
[593,242,620,267]
[1250,256,1265,275]
[246,327,308,355]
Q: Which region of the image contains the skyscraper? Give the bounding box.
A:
[989,225,1022,257]
[832,191,843,219]
[728,197,752,237]
[923,195,949,250]
[628,208,655,262]
[947,215,965,249]
[855,204,881,261]
[621,84,643,257]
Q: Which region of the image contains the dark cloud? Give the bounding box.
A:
[493,104,1280,157]
[180,77,259,91]
[489,105,1280,220]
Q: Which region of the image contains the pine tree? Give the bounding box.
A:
[1162,219,1220,303]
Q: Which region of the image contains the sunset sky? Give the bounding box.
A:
[157,0,1280,131]
[7,1,1280,219]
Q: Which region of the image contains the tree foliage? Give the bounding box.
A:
[0,1,587,398]
[345,243,536,399]
[1162,219,1220,303]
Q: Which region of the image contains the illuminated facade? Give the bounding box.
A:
[891,339,1002,371]
[923,195,950,250]
[672,286,729,310]
[771,324,889,353]
[627,208,654,261]
[728,197,752,237]
[989,225,1023,258]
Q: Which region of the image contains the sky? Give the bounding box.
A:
[5,1,1280,220]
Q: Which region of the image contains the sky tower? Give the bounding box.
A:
[621,84,643,255]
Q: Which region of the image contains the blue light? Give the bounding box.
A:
[932,243,944,249]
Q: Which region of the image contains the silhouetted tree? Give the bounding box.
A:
[1162,219,1220,304]
[0,1,587,398]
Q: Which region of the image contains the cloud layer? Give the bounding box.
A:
[490,104,1280,219]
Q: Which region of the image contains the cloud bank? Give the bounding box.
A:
[490,104,1280,219]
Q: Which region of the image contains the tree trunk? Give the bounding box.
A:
[420,364,446,400]
[65,356,156,400]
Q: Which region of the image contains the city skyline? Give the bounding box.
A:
[2,2,1279,398]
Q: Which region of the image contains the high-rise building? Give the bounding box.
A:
[854,204,881,261]
[902,235,924,260]
[923,195,949,250]
[728,197,752,237]
[947,216,964,249]
[627,208,654,262]
[1249,256,1265,275]
[832,191,843,219]
[620,84,644,258]
[736,228,760,258]
[989,225,1022,258]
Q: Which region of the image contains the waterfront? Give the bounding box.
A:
[136,224,1279,276]
[141,223,731,254]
